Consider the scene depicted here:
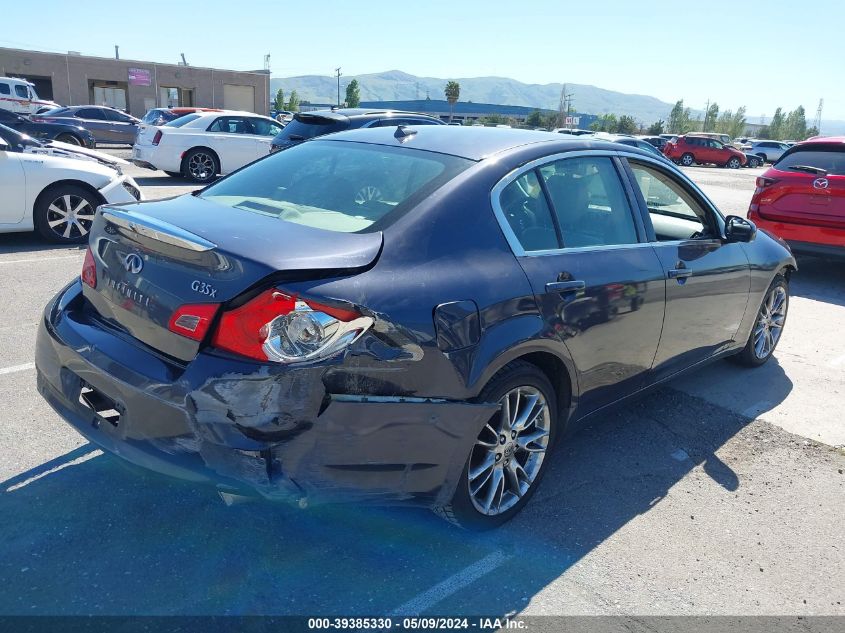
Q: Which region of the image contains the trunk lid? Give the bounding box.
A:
[83,195,383,361]
[761,170,845,229]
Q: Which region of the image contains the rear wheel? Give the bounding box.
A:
[680,153,695,167]
[757,153,768,163]
[435,361,558,530]
[732,274,789,367]
[747,156,761,168]
[55,133,82,146]
[727,156,741,169]
[182,148,219,183]
[34,184,99,244]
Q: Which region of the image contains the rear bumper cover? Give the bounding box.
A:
[750,213,845,257]
[35,281,497,506]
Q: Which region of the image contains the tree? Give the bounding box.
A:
[768,108,785,140]
[617,115,638,134]
[806,126,820,139]
[783,106,807,140]
[667,99,694,134]
[444,81,460,122]
[728,107,747,139]
[286,90,300,113]
[273,88,285,112]
[345,79,360,108]
[526,110,544,128]
[703,102,719,132]
[647,120,665,135]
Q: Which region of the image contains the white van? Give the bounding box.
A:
[0,77,60,116]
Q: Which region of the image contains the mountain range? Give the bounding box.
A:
[270,70,845,135]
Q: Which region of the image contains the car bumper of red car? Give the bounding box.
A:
[749,212,845,259]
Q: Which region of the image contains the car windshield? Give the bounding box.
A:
[0,122,38,147]
[775,148,845,176]
[165,113,202,127]
[200,140,473,233]
[275,115,349,142]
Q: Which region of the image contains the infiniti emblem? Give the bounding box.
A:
[813,177,829,190]
[123,253,144,274]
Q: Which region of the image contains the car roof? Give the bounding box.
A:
[315,125,658,161]
[798,136,845,145]
[298,108,442,122]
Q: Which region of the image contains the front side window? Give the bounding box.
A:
[14,85,28,98]
[199,140,472,233]
[76,108,105,120]
[248,118,283,136]
[0,83,10,95]
[628,162,715,241]
[539,156,639,248]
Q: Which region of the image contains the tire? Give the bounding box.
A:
[727,157,741,169]
[434,361,558,530]
[748,156,760,168]
[731,274,789,367]
[55,133,82,146]
[164,171,183,179]
[34,184,100,244]
[680,153,695,167]
[182,148,219,183]
[757,153,767,164]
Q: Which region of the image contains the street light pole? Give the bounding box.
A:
[335,67,342,107]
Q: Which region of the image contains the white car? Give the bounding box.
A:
[0,123,142,244]
[132,111,284,183]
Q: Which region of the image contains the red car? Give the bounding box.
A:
[663,135,747,168]
[748,137,845,259]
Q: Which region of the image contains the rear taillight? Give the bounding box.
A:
[168,303,220,341]
[152,130,163,145]
[211,288,373,363]
[756,176,778,189]
[81,247,97,289]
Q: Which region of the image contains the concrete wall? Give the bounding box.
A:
[0,47,269,116]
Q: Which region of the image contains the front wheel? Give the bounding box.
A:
[747,156,760,168]
[34,184,99,244]
[55,133,82,146]
[732,274,789,367]
[727,157,741,169]
[680,153,695,167]
[435,361,558,530]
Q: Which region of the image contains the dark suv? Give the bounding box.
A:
[269,108,445,152]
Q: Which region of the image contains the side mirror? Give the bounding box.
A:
[725,215,757,243]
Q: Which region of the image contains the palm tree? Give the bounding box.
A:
[445,81,460,123]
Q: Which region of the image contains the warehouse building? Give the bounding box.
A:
[0,47,269,116]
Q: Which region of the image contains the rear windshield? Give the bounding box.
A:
[775,147,845,176]
[40,107,69,117]
[274,115,349,142]
[165,113,202,128]
[199,140,473,232]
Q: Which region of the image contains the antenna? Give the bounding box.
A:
[180,53,188,66]
[114,45,119,60]
[814,98,824,134]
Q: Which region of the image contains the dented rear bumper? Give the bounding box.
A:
[35,281,497,506]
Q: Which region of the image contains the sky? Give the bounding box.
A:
[3,0,845,120]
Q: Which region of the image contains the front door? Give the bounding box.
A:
[624,159,751,381]
[496,154,666,415]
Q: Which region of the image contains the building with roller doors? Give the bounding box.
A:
[0,47,269,117]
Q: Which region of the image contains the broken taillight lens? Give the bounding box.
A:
[168,303,220,341]
[211,288,373,363]
[81,247,97,289]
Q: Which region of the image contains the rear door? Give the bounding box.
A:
[74,108,111,143]
[624,158,751,380]
[495,153,666,414]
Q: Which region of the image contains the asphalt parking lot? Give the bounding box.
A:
[1,155,843,617]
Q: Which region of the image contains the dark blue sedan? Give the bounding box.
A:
[35,126,794,529]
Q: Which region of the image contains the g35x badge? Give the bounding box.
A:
[191,280,218,298]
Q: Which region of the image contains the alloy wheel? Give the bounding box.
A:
[753,285,787,359]
[188,152,215,181]
[681,154,694,166]
[467,386,551,516]
[46,194,95,240]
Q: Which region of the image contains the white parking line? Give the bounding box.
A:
[0,255,83,265]
[389,551,508,616]
[829,354,845,368]
[0,362,35,375]
[5,449,102,492]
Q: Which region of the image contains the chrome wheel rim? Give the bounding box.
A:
[188,153,215,180]
[468,386,551,516]
[46,194,94,240]
[753,285,787,359]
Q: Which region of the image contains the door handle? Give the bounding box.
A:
[668,268,693,279]
[546,280,585,293]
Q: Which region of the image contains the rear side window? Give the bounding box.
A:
[539,157,639,248]
[775,148,845,176]
[207,117,251,134]
[76,108,105,120]
[199,140,472,233]
[248,117,283,136]
[275,115,349,141]
[0,83,9,95]
[500,172,559,252]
